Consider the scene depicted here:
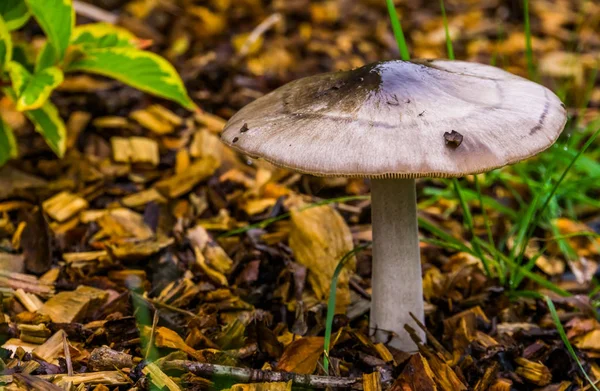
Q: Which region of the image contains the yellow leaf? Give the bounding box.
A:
[276,336,323,374]
[227,381,291,391]
[289,204,355,313]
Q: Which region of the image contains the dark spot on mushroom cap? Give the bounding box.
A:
[444,130,463,148]
[232,137,239,143]
[560,102,566,109]
[240,123,249,133]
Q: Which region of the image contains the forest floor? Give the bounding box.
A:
[1,0,600,390]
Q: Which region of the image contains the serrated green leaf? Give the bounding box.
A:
[0,0,30,31]
[4,86,66,157]
[35,42,57,72]
[7,61,31,95]
[0,14,12,70]
[71,23,138,49]
[0,116,18,166]
[16,66,63,111]
[25,0,74,61]
[66,47,195,110]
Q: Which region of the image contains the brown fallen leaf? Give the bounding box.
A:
[574,329,600,352]
[390,353,437,391]
[289,203,355,313]
[276,337,324,374]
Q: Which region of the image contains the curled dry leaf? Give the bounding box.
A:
[289,203,355,313]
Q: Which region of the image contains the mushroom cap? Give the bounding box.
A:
[220,60,567,178]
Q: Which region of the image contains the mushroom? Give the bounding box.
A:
[220,60,567,351]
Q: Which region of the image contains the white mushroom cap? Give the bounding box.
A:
[221,60,567,178]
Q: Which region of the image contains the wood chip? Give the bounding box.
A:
[111,136,160,166]
[42,191,88,222]
[155,156,219,198]
[514,357,552,386]
[38,285,109,323]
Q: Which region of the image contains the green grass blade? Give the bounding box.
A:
[452,178,491,276]
[323,244,371,374]
[385,0,410,60]
[474,175,503,281]
[545,296,600,391]
[476,238,570,297]
[418,217,472,253]
[516,126,600,264]
[523,0,536,80]
[439,0,454,60]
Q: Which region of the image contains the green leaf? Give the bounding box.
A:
[66,47,196,110]
[25,0,74,61]
[0,116,18,166]
[24,100,66,157]
[4,86,66,157]
[0,0,30,31]
[71,23,138,49]
[35,42,57,72]
[7,60,30,95]
[0,14,12,70]
[18,66,63,111]
[7,61,63,110]
[12,43,35,72]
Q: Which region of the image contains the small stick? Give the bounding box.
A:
[238,13,282,57]
[131,292,205,324]
[62,332,73,377]
[350,277,371,300]
[408,312,452,360]
[162,360,361,389]
[73,1,118,24]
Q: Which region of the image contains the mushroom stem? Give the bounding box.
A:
[370,178,425,351]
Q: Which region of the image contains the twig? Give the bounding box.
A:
[349,277,371,300]
[73,1,119,24]
[131,291,205,324]
[408,312,452,361]
[62,332,73,377]
[161,360,362,389]
[238,13,282,58]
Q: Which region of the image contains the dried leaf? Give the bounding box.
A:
[228,381,292,391]
[289,204,355,313]
[391,353,437,391]
[276,336,323,374]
